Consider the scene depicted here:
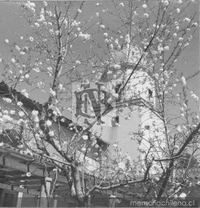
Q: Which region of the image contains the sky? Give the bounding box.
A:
[0,1,199,106]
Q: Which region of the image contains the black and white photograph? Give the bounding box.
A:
[0,0,199,207]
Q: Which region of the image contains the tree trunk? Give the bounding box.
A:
[70,162,89,207]
[157,161,174,200]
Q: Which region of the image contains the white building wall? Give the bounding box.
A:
[72,43,164,167]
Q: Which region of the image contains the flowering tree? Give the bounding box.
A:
[0,0,199,206]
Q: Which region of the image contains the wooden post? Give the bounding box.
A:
[87,195,91,208]
[38,177,52,207]
[53,195,57,208]
[109,194,121,207]
[109,195,116,207]
[16,186,23,207]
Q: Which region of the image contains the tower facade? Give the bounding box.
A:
[72,43,164,165]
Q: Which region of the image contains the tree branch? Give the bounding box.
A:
[85,161,152,196]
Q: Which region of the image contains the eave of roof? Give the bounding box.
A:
[0,81,73,127]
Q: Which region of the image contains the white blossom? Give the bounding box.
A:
[15,45,21,51]
[163,0,169,6]
[100,24,105,29]
[192,22,198,27]
[118,162,126,170]
[164,46,169,51]
[10,110,15,115]
[35,22,40,28]
[3,110,8,115]
[49,131,54,137]
[142,4,147,9]
[125,34,130,43]
[47,67,52,72]
[178,37,183,41]
[11,58,16,63]
[184,42,189,47]
[49,88,56,97]
[26,1,35,8]
[19,111,25,117]
[94,152,98,156]
[38,14,45,22]
[71,20,80,27]
[82,135,88,140]
[25,74,29,79]
[158,45,164,52]
[188,35,193,41]
[17,101,23,107]
[179,193,186,199]
[119,2,124,6]
[110,44,114,50]
[46,10,53,17]
[46,120,52,126]
[191,92,199,101]
[94,144,99,149]
[76,60,81,65]
[79,32,91,41]
[181,113,184,117]
[176,8,180,13]
[113,64,121,69]
[183,17,191,23]
[48,22,53,26]
[81,147,86,152]
[143,13,149,18]
[3,97,12,103]
[3,115,12,121]
[176,125,182,132]
[21,89,29,98]
[5,39,9,44]
[77,9,82,13]
[55,30,59,36]
[103,33,108,37]
[181,76,186,86]
[43,1,48,7]
[34,117,39,123]
[33,67,40,73]
[32,110,38,116]
[48,105,61,116]
[59,84,63,90]
[24,1,35,13]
